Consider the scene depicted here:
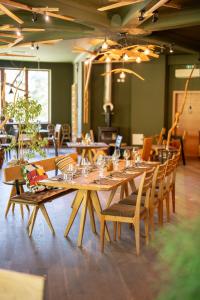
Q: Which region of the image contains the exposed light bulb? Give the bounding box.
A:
[84,59,89,65]
[136,56,141,63]
[44,13,50,22]
[123,53,129,61]
[16,29,21,36]
[30,42,34,50]
[105,56,111,63]
[119,71,126,79]
[102,41,108,50]
[144,48,150,55]
[169,46,174,53]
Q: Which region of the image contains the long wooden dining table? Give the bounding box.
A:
[40,161,157,247]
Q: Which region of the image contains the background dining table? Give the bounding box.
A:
[66,142,108,163]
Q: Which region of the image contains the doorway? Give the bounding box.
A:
[173,91,200,157]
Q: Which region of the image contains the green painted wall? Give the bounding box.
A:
[166,54,200,127]
[0,60,73,124]
[89,54,200,144]
[130,55,166,137]
[89,56,166,144]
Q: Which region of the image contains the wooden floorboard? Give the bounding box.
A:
[0,157,199,300]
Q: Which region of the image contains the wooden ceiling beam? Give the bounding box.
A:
[0,3,23,24]
[139,8,200,31]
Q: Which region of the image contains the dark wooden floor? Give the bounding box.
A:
[0,156,199,300]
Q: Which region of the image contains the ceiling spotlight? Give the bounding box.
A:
[30,42,34,50]
[169,45,174,53]
[16,28,21,37]
[138,9,145,21]
[44,12,50,22]
[136,56,141,63]
[102,39,108,50]
[144,48,150,55]
[123,53,129,61]
[9,88,13,94]
[36,44,39,51]
[31,12,37,23]
[105,56,111,63]
[152,10,159,23]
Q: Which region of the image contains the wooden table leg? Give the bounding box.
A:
[120,184,125,200]
[129,179,136,193]
[64,191,84,237]
[5,185,16,217]
[88,195,96,234]
[106,187,117,208]
[88,150,93,163]
[77,191,88,247]
[124,183,129,197]
[90,191,111,242]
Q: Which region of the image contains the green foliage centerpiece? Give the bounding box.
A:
[4,96,47,164]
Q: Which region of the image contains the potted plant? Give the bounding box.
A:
[3,96,47,165]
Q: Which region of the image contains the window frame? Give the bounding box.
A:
[0,67,51,124]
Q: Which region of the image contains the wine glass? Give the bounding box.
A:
[81,158,90,176]
[96,155,106,178]
[123,149,130,167]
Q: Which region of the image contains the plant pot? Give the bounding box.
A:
[0,148,4,168]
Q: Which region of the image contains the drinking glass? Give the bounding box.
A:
[81,158,90,177]
[123,149,130,168]
[96,155,106,178]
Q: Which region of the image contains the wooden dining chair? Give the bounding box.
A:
[141,137,153,161]
[61,124,71,146]
[170,152,180,213]
[149,162,167,234]
[47,124,61,151]
[162,158,175,222]
[47,124,55,138]
[100,169,154,255]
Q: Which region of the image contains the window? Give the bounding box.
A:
[0,68,50,123]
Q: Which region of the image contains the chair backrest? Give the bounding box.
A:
[135,168,155,218]
[141,137,153,161]
[90,129,95,142]
[3,153,77,183]
[132,133,144,146]
[47,124,55,137]
[115,135,122,148]
[62,124,70,135]
[54,124,62,139]
[164,158,175,190]
[150,162,167,205]
[157,127,166,145]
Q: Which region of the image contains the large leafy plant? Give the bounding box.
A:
[4,96,47,162]
[156,217,200,300]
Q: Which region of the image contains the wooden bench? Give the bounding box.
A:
[3,153,77,236]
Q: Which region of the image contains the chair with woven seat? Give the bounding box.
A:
[61,124,71,146]
[47,124,61,154]
[162,157,175,222]
[100,168,155,255]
